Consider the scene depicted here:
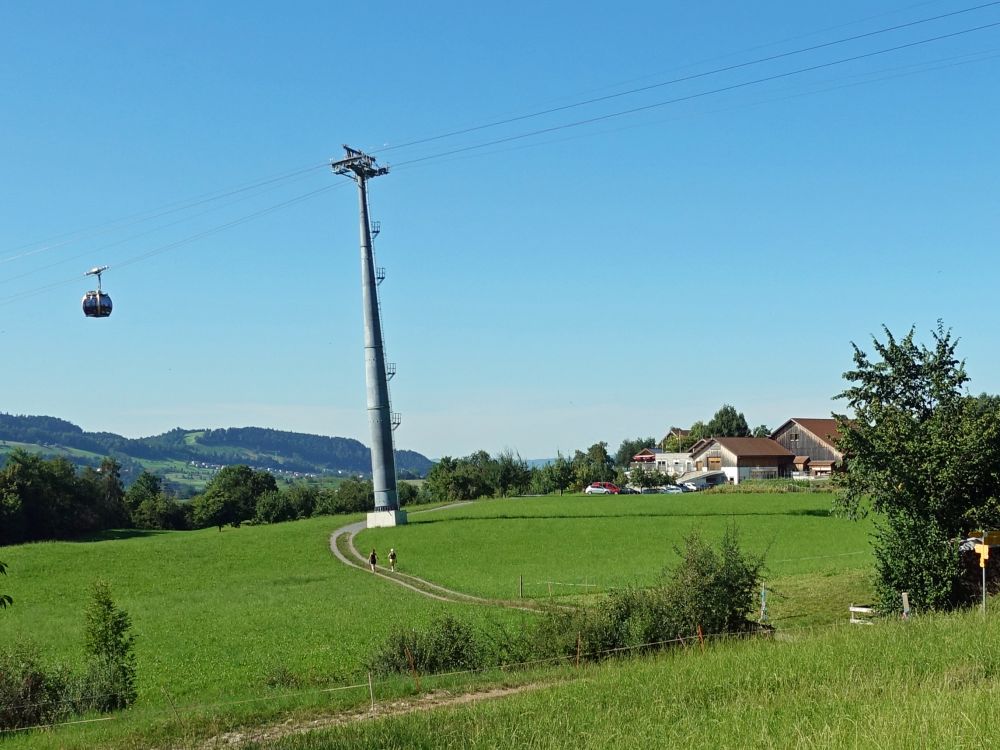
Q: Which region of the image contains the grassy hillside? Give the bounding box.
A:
[1,493,879,748]
[0,414,434,491]
[0,515,525,749]
[250,605,1000,749]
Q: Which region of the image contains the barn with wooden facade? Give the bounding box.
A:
[770,418,845,477]
[689,437,795,485]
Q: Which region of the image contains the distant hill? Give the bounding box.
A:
[0,413,433,491]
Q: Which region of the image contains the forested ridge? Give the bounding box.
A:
[0,413,433,477]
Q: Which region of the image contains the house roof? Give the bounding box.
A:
[688,438,712,455]
[693,437,794,458]
[772,418,845,452]
[660,426,691,444]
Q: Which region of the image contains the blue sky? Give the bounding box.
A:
[2,1,999,459]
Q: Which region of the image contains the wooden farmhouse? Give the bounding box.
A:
[770,418,845,477]
[690,437,795,485]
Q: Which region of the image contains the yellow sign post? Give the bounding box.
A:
[974,541,991,613]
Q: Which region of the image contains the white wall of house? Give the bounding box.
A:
[655,452,694,476]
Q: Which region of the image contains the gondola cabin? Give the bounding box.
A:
[82,290,112,318]
[82,265,112,318]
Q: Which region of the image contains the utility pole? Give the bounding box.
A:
[332,146,406,528]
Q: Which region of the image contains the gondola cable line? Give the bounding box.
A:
[0,161,329,266]
[370,0,1000,156]
[391,18,1000,169]
[0,166,332,287]
[0,182,347,311]
[5,10,1000,311]
[3,2,996,262]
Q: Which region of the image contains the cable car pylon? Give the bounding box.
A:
[331,145,406,528]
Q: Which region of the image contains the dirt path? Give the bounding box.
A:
[200,682,551,748]
[328,505,547,612]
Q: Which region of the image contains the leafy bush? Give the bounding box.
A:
[255,490,298,524]
[0,641,72,730]
[367,615,483,676]
[81,581,136,711]
[131,493,190,530]
[366,528,766,679]
[659,528,765,637]
[397,481,420,507]
[704,479,834,494]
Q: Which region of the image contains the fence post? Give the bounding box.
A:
[519,575,523,599]
[901,592,910,620]
[697,624,705,652]
[576,632,581,668]
[368,671,375,713]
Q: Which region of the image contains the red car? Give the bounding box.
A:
[584,482,620,495]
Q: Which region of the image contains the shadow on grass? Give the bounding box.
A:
[72,528,171,542]
[412,510,836,524]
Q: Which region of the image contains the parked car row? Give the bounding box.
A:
[584,481,620,494]
[585,482,700,495]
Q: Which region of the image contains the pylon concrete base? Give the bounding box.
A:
[367,510,408,528]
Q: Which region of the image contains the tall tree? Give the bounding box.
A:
[97,457,128,527]
[572,442,615,488]
[614,437,656,468]
[125,471,163,515]
[751,424,770,438]
[706,405,750,437]
[193,465,277,529]
[835,324,1000,611]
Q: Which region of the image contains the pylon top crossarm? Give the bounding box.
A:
[331,145,389,181]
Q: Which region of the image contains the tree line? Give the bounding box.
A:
[0,449,424,544]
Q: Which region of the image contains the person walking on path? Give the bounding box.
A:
[388,548,397,572]
[368,548,378,573]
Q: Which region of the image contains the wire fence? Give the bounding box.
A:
[0,617,874,736]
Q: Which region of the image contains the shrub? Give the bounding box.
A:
[367,615,483,676]
[365,529,765,677]
[81,581,136,711]
[132,493,190,530]
[659,527,765,637]
[397,482,420,507]
[255,490,298,524]
[0,641,73,730]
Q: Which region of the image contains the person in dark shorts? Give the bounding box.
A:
[368,548,378,573]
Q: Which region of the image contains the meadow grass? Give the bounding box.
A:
[1,492,877,748]
[359,493,874,624]
[246,605,1000,750]
[0,515,530,749]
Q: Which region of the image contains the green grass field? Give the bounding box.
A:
[361,493,874,625]
[248,605,1000,750]
[0,515,529,749]
[2,492,879,748]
